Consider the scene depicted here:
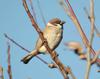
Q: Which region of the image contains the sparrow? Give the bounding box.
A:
[21,18,65,64]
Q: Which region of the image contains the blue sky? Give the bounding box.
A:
[0,0,100,79]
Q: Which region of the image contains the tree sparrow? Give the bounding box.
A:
[21,18,65,64]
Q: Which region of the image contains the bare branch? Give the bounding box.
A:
[65,67,76,79]
[85,1,95,78]
[91,51,100,64]
[90,0,95,44]
[85,45,91,79]
[29,0,37,23]
[64,0,100,63]
[4,33,48,65]
[58,0,70,16]
[84,7,100,37]
[61,0,100,78]
[0,65,4,79]
[22,0,69,79]
[94,25,100,37]
[37,0,46,25]
[7,42,12,79]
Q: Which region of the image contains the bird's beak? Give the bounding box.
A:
[60,21,66,26]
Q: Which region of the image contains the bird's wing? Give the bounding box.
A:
[35,37,42,49]
[35,28,47,50]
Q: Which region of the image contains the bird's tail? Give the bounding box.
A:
[21,50,38,64]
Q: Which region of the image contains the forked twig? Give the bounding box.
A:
[85,0,95,79]
[91,51,100,64]
[63,0,100,63]
[22,0,69,79]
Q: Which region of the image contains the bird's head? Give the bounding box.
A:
[47,18,65,29]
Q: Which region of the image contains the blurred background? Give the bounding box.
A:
[0,0,100,79]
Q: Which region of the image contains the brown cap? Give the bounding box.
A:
[49,18,65,25]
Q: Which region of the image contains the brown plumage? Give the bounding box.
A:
[21,18,65,64]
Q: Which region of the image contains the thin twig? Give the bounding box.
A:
[4,34,60,69]
[58,0,70,16]
[22,0,69,79]
[65,67,76,79]
[94,25,100,37]
[7,42,12,79]
[0,65,4,79]
[64,0,100,63]
[84,7,100,37]
[29,0,37,23]
[85,0,95,79]
[91,51,100,64]
[4,33,48,65]
[85,46,91,79]
[37,0,46,26]
[4,34,63,70]
[90,0,95,44]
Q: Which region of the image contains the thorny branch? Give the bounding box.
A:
[22,0,70,79]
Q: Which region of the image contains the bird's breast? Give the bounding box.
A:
[38,26,63,53]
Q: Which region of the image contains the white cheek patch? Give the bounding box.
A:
[47,23,62,29]
[47,23,55,27]
[57,24,62,29]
